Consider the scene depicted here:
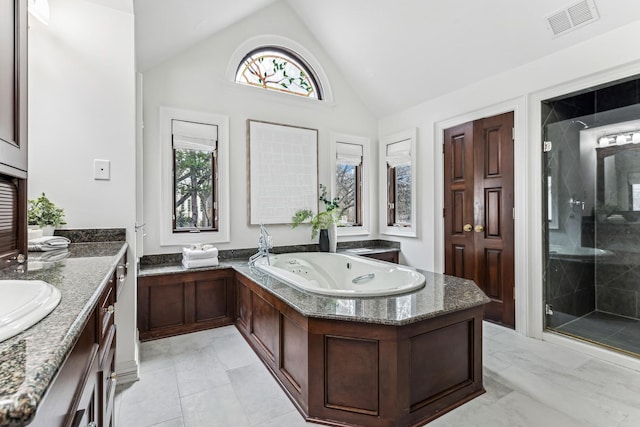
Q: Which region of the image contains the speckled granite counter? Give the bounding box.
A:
[0,242,127,427]
[139,254,489,327]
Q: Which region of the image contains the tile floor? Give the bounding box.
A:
[115,322,640,427]
[555,311,640,356]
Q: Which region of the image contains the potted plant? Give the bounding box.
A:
[28,193,66,236]
[292,185,340,252]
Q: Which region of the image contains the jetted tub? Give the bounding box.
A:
[252,252,425,297]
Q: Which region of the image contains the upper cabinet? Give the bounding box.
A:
[0,0,28,178]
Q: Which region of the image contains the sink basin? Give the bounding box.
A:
[0,280,61,343]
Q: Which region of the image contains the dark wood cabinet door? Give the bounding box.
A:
[444,112,515,328]
[0,0,27,176]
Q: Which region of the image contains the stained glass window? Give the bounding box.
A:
[235,47,321,99]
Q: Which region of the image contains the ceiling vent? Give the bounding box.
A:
[547,0,599,37]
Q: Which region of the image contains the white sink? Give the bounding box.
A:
[0,280,61,343]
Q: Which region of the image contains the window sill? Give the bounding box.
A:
[380,226,417,238]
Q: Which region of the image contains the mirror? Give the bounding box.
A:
[597,144,640,219]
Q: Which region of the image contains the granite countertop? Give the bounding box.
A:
[0,242,128,427]
[140,252,489,327]
[234,264,490,326]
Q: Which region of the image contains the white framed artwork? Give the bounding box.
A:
[247,120,318,224]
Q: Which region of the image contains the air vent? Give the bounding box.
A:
[547,0,599,37]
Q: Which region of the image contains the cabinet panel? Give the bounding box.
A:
[137,269,235,340]
[0,0,27,176]
[148,282,185,330]
[194,278,230,323]
[251,293,278,363]
[361,250,399,264]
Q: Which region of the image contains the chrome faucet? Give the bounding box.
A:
[249,224,273,266]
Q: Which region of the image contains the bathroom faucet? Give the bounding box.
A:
[249,224,273,266]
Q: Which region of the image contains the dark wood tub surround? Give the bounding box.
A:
[137,259,489,426]
[235,271,487,427]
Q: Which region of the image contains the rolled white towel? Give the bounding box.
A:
[28,236,71,252]
[182,257,219,269]
[182,247,218,260]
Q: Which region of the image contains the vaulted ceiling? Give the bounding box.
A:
[133,0,640,117]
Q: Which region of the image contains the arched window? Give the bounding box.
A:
[235,47,322,99]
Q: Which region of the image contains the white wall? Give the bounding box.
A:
[141,1,378,255]
[379,20,640,342]
[28,0,138,381]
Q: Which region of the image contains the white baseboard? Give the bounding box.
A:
[116,358,140,384]
[116,335,140,384]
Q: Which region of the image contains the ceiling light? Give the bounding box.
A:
[616,134,627,144]
[598,136,609,145]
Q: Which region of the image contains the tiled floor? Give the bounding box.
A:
[554,311,640,356]
[115,322,640,427]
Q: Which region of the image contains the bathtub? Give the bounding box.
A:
[549,244,613,259]
[252,252,425,297]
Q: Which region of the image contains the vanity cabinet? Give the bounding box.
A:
[361,250,399,264]
[28,259,122,427]
[0,0,28,177]
[137,268,235,340]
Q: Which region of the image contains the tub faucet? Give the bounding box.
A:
[249,224,273,266]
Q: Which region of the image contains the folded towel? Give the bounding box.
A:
[29,249,70,262]
[182,247,219,260]
[182,257,219,269]
[28,236,71,252]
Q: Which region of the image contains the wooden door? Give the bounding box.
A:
[444,112,515,328]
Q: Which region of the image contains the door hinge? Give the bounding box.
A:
[513,207,515,220]
[442,142,445,154]
[512,127,515,141]
[443,208,446,218]
[545,303,554,315]
[543,141,552,152]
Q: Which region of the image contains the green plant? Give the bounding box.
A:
[28,193,66,227]
[291,184,340,239]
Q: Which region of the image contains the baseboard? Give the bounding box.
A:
[116,357,140,384]
[116,335,140,384]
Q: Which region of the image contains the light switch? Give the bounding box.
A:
[94,159,110,180]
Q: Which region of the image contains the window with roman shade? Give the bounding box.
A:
[172,119,218,232]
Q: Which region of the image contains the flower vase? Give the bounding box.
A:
[319,229,329,252]
[328,223,337,253]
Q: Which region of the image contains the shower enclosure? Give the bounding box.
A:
[542,76,640,357]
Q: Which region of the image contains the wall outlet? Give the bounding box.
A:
[94,159,110,180]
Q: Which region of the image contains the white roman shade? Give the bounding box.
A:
[386,139,411,167]
[336,142,363,166]
[172,120,218,153]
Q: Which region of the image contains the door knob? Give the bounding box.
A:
[463,224,472,232]
[474,224,484,233]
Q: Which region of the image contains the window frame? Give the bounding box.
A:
[160,107,229,246]
[235,47,322,100]
[330,132,371,236]
[379,129,417,237]
[171,126,218,232]
[226,35,334,105]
